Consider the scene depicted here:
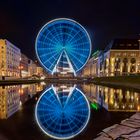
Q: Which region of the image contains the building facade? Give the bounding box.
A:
[82,50,102,77]
[82,39,140,77]
[0,83,44,119]
[36,66,44,76]
[20,53,29,78]
[28,59,37,77]
[0,86,20,119]
[82,84,140,112]
[0,39,21,79]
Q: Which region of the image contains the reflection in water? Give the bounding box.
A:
[0,83,137,140]
[1,83,139,121]
[35,85,90,140]
[0,86,20,119]
[82,84,140,112]
[0,83,44,119]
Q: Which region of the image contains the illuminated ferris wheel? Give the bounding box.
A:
[35,86,90,139]
[35,18,91,75]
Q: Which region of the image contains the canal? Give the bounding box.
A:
[0,82,138,140]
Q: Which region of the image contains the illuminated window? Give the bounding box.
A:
[130,53,136,57]
[120,44,124,46]
[115,53,121,56]
[123,53,127,56]
[127,44,132,46]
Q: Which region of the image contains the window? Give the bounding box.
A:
[115,53,121,57]
[134,44,138,46]
[131,58,136,64]
[130,53,136,57]
[123,53,127,56]
[123,58,128,63]
[127,44,132,46]
[120,44,124,46]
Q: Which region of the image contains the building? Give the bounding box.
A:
[83,84,140,112]
[101,39,140,76]
[28,59,37,77]
[0,39,21,79]
[36,66,44,76]
[28,59,45,78]
[0,83,44,119]
[82,39,140,77]
[20,53,29,78]
[19,84,43,104]
[0,86,20,119]
[82,50,102,77]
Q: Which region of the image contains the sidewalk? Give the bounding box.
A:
[94,113,140,140]
[0,79,43,85]
[93,75,140,91]
[96,81,140,90]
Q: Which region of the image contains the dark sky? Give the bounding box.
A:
[0,0,140,60]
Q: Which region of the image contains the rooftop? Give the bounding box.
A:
[105,39,140,52]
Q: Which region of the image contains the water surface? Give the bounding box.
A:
[0,83,137,140]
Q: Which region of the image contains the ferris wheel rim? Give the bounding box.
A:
[35,18,92,74]
[35,85,90,140]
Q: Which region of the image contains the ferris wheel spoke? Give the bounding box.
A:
[64,52,79,71]
[69,34,87,45]
[64,25,75,43]
[37,41,57,48]
[39,33,58,45]
[36,18,91,74]
[69,49,88,59]
[71,41,89,47]
[44,51,60,65]
[46,28,61,44]
[67,30,81,44]
[70,47,90,52]
[58,23,64,44]
[68,52,84,66]
[39,50,57,58]
[44,53,61,71]
[52,24,64,44]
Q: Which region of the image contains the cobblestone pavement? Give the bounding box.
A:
[94,113,140,140]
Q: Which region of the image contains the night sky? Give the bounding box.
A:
[0,0,140,60]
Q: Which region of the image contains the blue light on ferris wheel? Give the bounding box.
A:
[35,18,91,75]
[35,86,90,139]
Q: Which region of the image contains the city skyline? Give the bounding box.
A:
[0,1,140,139]
[0,0,140,60]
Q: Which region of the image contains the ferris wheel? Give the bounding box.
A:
[35,86,90,139]
[35,18,91,75]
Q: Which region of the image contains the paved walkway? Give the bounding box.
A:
[94,113,140,140]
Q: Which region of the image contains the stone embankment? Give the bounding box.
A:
[94,113,140,140]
